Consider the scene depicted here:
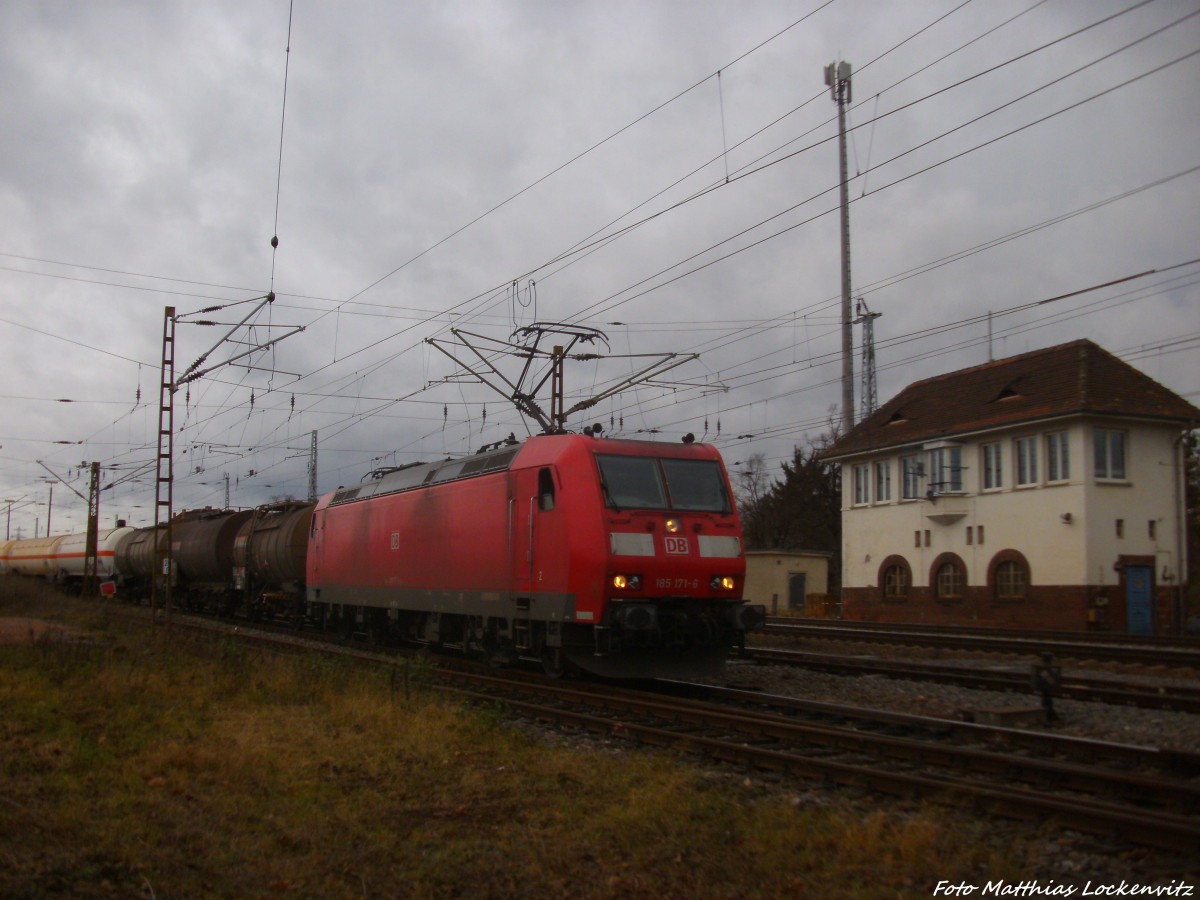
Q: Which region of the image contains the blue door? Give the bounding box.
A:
[1125,565,1154,635]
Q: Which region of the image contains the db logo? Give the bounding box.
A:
[664,536,690,555]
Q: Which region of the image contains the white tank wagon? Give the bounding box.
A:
[6,535,67,578]
[51,527,136,588]
[0,539,16,576]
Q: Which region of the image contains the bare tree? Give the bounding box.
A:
[738,423,843,592]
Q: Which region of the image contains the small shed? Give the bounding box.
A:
[744,550,833,616]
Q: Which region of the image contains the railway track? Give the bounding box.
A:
[742,645,1200,713]
[137,608,1200,853]
[759,618,1200,668]
[431,667,1200,853]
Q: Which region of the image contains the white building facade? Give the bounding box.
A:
[824,341,1197,633]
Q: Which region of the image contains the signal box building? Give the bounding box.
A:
[822,340,1197,634]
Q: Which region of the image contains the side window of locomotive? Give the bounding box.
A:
[596,455,667,509]
[661,459,731,513]
[538,468,556,512]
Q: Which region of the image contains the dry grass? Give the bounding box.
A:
[0,581,1025,898]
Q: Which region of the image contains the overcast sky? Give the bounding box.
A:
[2,0,1197,537]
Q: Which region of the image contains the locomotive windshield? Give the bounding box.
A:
[596,455,731,513]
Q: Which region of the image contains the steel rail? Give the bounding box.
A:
[745,646,1200,712]
[429,669,1200,853]
[88,603,1200,852]
[758,621,1200,668]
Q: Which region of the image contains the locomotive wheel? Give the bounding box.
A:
[541,647,568,679]
[481,632,517,668]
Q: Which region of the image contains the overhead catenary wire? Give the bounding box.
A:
[5,3,1196,522]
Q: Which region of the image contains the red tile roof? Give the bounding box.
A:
[824,339,1199,458]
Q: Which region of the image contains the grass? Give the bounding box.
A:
[0,581,1027,898]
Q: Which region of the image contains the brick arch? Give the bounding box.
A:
[877,555,912,602]
[929,552,967,600]
[988,549,1031,601]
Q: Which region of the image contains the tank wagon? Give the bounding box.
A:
[6,535,66,579]
[0,527,133,591]
[307,432,762,679]
[50,527,134,588]
[233,501,313,621]
[3,434,763,680]
[113,507,291,617]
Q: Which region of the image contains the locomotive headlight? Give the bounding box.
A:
[665,518,681,533]
[612,574,642,590]
[711,575,736,591]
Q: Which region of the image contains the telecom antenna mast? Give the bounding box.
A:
[825,60,854,433]
[307,430,318,503]
[854,298,881,421]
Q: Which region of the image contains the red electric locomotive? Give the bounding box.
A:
[307,432,763,679]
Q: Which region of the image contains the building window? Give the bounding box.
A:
[935,560,965,599]
[1149,520,1157,541]
[1094,428,1127,480]
[928,446,963,494]
[874,461,891,503]
[883,563,909,601]
[1015,436,1038,486]
[993,558,1029,601]
[1046,432,1070,482]
[1116,519,1124,539]
[982,442,1002,490]
[853,464,870,505]
[901,454,922,499]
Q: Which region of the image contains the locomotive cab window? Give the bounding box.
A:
[538,468,556,511]
[596,455,729,513]
[661,458,730,512]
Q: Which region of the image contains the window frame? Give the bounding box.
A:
[994,560,1027,600]
[883,564,908,601]
[1093,428,1127,481]
[879,556,912,603]
[874,460,892,504]
[982,441,1003,491]
[927,445,964,495]
[1015,436,1038,487]
[901,454,922,500]
[935,560,965,600]
[1045,431,1070,483]
[989,551,1031,603]
[852,464,870,506]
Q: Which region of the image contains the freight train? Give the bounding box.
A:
[0,433,764,679]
